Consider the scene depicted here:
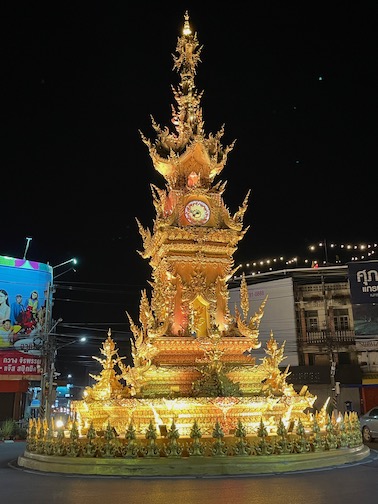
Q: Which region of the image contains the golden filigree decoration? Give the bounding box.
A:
[259,331,292,396]
[84,329,129,401]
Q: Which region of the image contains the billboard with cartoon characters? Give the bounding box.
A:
[0,255,53,379]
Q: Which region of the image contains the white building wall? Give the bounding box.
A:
[228,277,298,366]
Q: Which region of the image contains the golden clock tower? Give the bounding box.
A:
[73,12,318,438]
[137,12,250,339]
[124,11,268,396]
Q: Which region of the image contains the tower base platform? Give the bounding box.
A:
[17,445,370,477]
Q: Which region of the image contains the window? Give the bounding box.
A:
[333,309,349,331]
[305,310,318,331]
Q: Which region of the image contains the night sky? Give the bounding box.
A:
[3,3,377,377]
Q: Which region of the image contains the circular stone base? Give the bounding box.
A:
[17,445,371,477]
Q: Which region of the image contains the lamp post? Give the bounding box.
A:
[38,257,79,420]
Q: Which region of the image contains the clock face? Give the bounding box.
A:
[184,200,210,225]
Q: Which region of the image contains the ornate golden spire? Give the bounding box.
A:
[171,10,203,139]
[140,11,235,189]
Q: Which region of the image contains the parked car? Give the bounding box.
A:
[359,406,378,442]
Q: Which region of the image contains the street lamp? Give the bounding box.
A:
[51,258,78,279]
[52,258,77,270]
[57,336,87,349]
[38,258,78,420]
[41,260,78,348]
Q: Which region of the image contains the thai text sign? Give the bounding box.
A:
[348,261,378,304]
[0,349,42,376]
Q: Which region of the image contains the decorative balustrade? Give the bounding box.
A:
[304,330,355,345]
[25,412,363,460]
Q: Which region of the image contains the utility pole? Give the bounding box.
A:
[323,238,329,266]
[322,273,338,413]
[39,317,62,420]
[39,280,53,420]
[39,258,77,420]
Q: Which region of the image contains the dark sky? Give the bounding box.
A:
[3,3,378,372]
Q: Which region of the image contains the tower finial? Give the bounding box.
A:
[183,11,191,36]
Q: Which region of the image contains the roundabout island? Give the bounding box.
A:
[19,12,371,480]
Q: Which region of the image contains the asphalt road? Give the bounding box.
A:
[1,441,378,504]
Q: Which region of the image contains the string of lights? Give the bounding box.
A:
[237,241,377,276]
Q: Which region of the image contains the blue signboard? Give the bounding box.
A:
[0,255,53,377]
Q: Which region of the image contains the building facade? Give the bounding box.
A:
[229,264,378,414]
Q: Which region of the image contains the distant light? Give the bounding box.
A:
[318,76,323,80]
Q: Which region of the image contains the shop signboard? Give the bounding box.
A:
[348,261,378,340]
